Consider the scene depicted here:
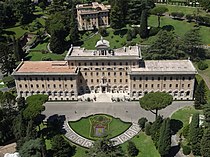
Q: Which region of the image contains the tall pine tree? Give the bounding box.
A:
[158,118,171,157]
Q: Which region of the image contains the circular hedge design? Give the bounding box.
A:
[68,114,132,140]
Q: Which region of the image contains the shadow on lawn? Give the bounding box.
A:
[41,114,66,139]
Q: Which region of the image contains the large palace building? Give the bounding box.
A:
[12,38,197,101]
[76,2,110,31]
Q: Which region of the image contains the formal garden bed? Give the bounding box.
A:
[68,114,132,140]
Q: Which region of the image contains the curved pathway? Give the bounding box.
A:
[64,122,141,148]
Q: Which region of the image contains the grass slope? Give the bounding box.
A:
[25,51,67,61]
[171,106,202,128]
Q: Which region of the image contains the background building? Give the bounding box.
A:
[76,2,110,31]
[13,38,197,101]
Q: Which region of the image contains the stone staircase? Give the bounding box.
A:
[95,93,112,102]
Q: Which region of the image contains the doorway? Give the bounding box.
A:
[102,87,106,93]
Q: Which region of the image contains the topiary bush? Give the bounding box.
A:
[138,117,148,130]
[149,27,161,36]
[182,145,191,155]
[145,122,152,135]
[198,61,208,70]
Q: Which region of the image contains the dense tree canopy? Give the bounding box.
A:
[88,138,124,157]
[23,95,48,120]
[19,138,45,157]
[139,92,173,118]
[183,28,204,59]
[51,135,75,157]
[147,30,185,59]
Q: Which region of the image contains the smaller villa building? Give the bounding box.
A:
[76,2,110,31]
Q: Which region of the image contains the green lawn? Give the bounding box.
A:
[82,28,143,49]
[30,37,49,51]
[69,114,131,140]
[82,15,210,49]
[121,132,160,157]
[171,106,202,128]
[157,4,207,16]
[5,26,28,38]
[149,15,210,45]
[26,51,67,61]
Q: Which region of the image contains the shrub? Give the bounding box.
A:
[149,27,161,36]
[99,27,108,37]
[198,61,208,70]
[138,117,148,130]
[126,29,133,41]
[145,122,152,135]
[171,12,184,19]
[182,145,191,155]
[186,14,194,22]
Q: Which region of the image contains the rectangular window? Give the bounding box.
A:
[114,79,116,83]
[163,84,166,88]
[176,84,178,88]
[182,84,184,88]
[151,84,154,88]
[169,84,172,88]
[157,84,160,88]
[91,79,93,83]
[120,79,122,83]
[145,84,148,88]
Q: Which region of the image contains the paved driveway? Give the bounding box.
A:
[43,101,194,123]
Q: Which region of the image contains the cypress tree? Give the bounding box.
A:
[158,118,171,157]
[204,104,210,127]
[194,80,207,109]
[110,0,125,29]
[201,128,210,157]
[188,113,202,156]
[150,116,163,147]
[69,3,79,44]
[139,9,148,39]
